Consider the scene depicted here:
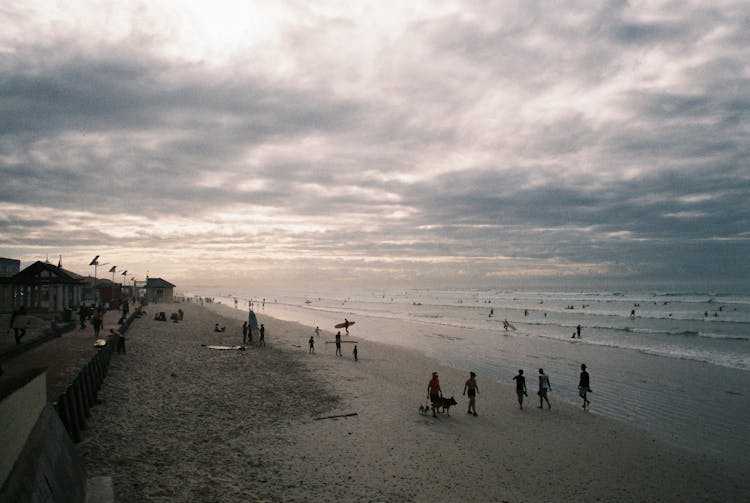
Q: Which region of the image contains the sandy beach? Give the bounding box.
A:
[77,302,748,502]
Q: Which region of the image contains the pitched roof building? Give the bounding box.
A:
[145,278,176,303]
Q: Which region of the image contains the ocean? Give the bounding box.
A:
[204,288,750,466]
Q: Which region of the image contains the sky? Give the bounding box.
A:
[1,0,749,293]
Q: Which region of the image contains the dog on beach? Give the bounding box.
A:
[433,396,458,415]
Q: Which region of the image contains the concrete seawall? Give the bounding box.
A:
[0,370,86,502]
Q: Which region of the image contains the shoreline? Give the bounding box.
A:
[78,302,749,501]
[231,297,750,466]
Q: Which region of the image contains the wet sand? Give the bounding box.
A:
[77,302,748,502]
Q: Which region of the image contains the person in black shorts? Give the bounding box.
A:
[463,371,479,416]
[579,364,591,410]
[513,369,527,409]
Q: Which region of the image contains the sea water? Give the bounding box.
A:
[206,288,750,466]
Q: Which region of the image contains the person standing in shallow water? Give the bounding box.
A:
[538,368,552,409]
[579,364,592,410]
[513,369,527,409]
[463,371,479,416]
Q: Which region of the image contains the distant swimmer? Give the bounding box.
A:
[489,308,494,317]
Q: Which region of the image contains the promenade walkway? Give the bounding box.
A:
[1,310,124,401]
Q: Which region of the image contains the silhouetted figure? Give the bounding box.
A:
[513,369,527,409]
[579,364,592,410]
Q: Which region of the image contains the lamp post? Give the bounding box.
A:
[121,270,128,299]
[108,266,117,304]
[89,255,100,305]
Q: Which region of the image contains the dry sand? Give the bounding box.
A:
[78,302,748,502]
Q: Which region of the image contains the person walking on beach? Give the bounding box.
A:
[344,318,350,334]
[242,321,249,345]
[576,324,581,338]
[513,369,527,409]
[463,371,479,416]
[335,331,342,356]
[353,345,358,361]
[538,368,552,409]
[579,364,592,410]
[427,372,442,418]
[315,326,320,336]
[309,336,315,354]
[259,324,265,346]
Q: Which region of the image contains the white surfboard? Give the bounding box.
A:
[203,344,246,351]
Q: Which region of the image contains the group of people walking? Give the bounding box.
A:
[512,364,592,410]
[428,364,593,417]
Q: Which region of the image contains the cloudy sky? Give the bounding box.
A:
[1,1,748,292]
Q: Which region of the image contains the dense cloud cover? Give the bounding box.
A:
[1,1,748,291]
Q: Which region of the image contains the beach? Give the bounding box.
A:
[78,302,749,502]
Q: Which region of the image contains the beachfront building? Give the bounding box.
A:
[0,261,85,314]
[145,278,176,303]
[0,257,21,277]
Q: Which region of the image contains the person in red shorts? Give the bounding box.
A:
[427,372,442,418]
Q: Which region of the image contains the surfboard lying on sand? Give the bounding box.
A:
[10,314,47,330]
[334,321,355,329]
[202,344,246,351]
[94,339,107,347]
[502,320,517,331]
[325,340,359,344]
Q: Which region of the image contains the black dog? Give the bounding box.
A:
[433,396,458,415]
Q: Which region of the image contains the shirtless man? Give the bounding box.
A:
[427,372,442,418]
[463,371,479,416]
[513,369,527,409]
